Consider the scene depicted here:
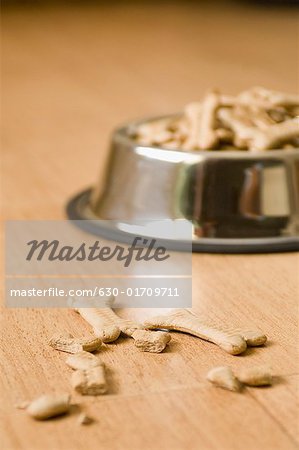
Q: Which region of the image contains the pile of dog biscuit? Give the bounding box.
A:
[16,300,275,424]
[133,87,299,152]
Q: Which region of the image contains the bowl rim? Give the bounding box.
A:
[113,114,299,159]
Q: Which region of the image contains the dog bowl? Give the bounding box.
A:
[66,116,299,253]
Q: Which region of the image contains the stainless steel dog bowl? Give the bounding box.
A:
[67,116,299,252]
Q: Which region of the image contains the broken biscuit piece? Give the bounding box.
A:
[27,394,71,420]
[132,329,171,353]
[49,333,102,354]
[237,365,272,386]
[71,365,107,395]
[77,413,94,425]
[207,366,241,392]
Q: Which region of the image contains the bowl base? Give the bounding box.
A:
[66,189,299,254]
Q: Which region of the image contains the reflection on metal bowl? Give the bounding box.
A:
[66,117,299,253]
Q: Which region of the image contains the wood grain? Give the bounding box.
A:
[1,2,298,449]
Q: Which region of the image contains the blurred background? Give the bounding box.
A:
[2,0,298,219]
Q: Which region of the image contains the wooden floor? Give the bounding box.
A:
[1,2,298,449]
